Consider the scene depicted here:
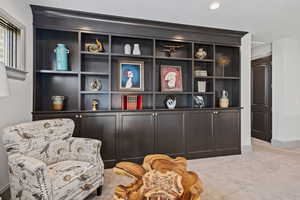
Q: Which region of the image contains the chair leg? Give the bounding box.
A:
[96,186,102,196]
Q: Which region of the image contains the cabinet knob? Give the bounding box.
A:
[75,115,79,118]
[80,115,82,118]
[152,113,155,117]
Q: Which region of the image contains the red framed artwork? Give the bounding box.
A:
[160,65,183,92]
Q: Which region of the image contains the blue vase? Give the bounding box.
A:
[54,44,70,71]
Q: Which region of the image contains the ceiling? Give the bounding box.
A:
[28,0,300,43]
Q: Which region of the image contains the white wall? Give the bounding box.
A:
[272,38,300,146]
[251,43,272,60]
[241,33,252,152]
[0,0,32,192]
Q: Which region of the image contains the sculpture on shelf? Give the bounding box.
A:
[92,99,99,111]
[219,90,229,108]
[165,95,176,109]
[90,79,102,91]
[124,44,132,55]
[113,154,204,200]
[132,43,141,55]
[160,44,184,57]
[85,39,105,53]
[54,44,69,71]
[217,56,231,76]
[194,96,205,108]
[195,48,207,60]
[51,96,65,111]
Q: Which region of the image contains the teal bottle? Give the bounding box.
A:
[54,44,70,71]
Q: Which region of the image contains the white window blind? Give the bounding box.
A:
[0,17,20,69]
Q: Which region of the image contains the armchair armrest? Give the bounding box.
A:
[70,138,104,166]
[8,153,52,200]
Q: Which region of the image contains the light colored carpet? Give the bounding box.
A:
[88,139,300,200]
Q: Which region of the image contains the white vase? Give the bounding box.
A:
[124,44,131,55]
[132,43,141,55]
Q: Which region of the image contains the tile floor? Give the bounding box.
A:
[89,139,300,200]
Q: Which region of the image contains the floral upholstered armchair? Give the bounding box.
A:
[2,119,104,200]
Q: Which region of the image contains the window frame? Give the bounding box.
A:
[0,8,27,80]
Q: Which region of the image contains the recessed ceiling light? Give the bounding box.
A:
[210,2,220,10]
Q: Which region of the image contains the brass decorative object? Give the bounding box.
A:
[92,99,99,111]
[161,44,184,57]
[217,56,231,76]
[85,39,104,53]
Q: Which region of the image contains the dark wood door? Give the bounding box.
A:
[251,56,272,142]
[33,113,80,137]
[186,111,214,158]
[119,113,155,162]
[80,113,117,168]
[214,111,240,152]
[156,112,185,157]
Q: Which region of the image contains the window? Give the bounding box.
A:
[0,18,20,68]
[0,8,27,80]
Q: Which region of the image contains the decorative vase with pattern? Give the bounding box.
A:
[54,44,70,71]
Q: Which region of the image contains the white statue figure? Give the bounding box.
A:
[165,71,177,89]
[125,70,134,88]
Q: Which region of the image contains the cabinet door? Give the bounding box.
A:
[80,114,117,168]
[214,111,240,152]
[156,112,185,156]
[187,111,214,157]
[32,113,80,137]
[119,113,155,162]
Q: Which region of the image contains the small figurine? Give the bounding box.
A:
[195,48,207,60]
[90,79,102,91]
[51,96,65,111]
[132,43,141,55]
[161,44,184,57]
[92,99,99,111]
[165,96,176,109]
[219,90,229,108]
[124,44,131,55]
[194,96,205,108]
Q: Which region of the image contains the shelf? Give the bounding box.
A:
[36,70,79,75]
[155,92,193,95]
[156,56,192,61]
[215,76,240,80]
[80,91,109,94]
[194,59,214,62]
[194,76,214,79]
[81,51,109,56]
[111,91,153,94]
[111,53,153,59]
[80,72,109,76]
[194,92,214,95]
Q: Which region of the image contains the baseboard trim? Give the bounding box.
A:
[242,145,253,153]
[271,139,300,149]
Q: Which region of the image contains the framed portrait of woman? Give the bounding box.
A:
[160,65,183,92]
[119,60,144,91]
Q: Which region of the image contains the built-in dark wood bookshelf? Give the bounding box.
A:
[32,5,246,168]
[34,29,241,113]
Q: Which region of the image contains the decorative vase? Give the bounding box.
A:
[124,44,131,55]
[54,44,70,71]
[195,48,207,60]
[51,96,65,111]
[219,90,229,108]
[165,96,176,109]
[132,43,141,55]
[194,96,205,108]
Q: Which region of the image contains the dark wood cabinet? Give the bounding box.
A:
[214,111,240,153]
[186,111,214,158]
[156,112,185,156]
[119,113,155,162]
[80,113,117,167]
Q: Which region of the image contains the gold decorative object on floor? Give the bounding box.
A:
[113,154,204,200]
